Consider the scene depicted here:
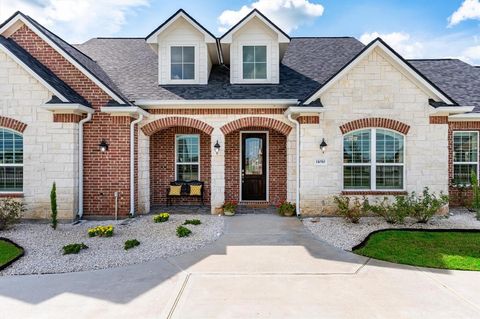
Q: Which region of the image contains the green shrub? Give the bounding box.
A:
[410,188,449,223]
[471,171,480,215]
[0,198,24,230]
[184,219,201,225]
[333,196,367,223]
[124,239,140,250]
[50,182,58,230]
[176,225,192,237]
[63,243,88,255]
[153,213,170,223]
[88,225,114,237]
[369,197,404,224]
[277,202,296,217]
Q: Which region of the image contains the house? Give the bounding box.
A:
[0,8,478,220]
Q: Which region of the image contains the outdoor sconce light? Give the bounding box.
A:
[214,140,221,154]
[320,138,328,153]
[99,139,109,152]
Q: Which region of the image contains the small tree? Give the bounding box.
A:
[471,171,480,216]
[50,182,58,230]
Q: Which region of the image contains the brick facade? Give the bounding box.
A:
[221,117,292,136]
[141,116,213,136]
[11,25,135,217]
[298,116,319,124]
[224,127,287,206]
[339,117,411,134]
[150,127,211,206]
[148,108,287,115]
[53,114,83,123]
[0,116,27,133]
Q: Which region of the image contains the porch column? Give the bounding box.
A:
[210,128,225,214]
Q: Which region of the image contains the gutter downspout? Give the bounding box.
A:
[287,114,301,217]
[78,112,92,220]
[130,114,144,217]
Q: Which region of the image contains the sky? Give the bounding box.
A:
[1,0,480,64]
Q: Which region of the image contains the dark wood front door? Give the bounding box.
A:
[241,133,267,201]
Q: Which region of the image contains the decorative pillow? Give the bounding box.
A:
[190,185,202,196]
[169,185,182,196]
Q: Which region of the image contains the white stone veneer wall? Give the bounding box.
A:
[299,47,449,215]
[0,51,78,220]
[138,129,150,214]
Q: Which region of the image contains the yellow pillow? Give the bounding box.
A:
[169,185,181,196]
[190,185,202,196]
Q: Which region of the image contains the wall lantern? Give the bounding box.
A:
[214,140,221,154]
[320,138,328,153]
[99,139,109,152]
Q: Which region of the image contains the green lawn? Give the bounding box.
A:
[0,239,23,269]
[354,230,480,271]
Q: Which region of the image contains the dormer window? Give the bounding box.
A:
[242,45,267,80]
[171,46,195,80]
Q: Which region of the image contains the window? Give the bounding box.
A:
[343,129,404,190]
[242,45,267,80]
[0,128,23,192]
[170,46,195,80]
[175,134,199,181]
[453,131,478,185]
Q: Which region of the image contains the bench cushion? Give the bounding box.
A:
[189,185,202,196]
[169,185,182,196]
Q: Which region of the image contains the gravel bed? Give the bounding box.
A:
[303,208,480,251]
[0,214,224,275]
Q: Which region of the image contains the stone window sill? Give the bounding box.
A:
[0,193,24,198]
[341,190,408,196]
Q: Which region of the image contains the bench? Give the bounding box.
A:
[166,180,204,205]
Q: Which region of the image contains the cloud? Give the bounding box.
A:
[359,32,423,58]
[217,0,324,33]
[0,0,149,42]
[463,45,480,61]
[448,0,480,27]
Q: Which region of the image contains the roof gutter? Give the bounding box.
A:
[431,106,475,116]
[42,103,94,115]
[100,106,150,117]
[449,113,480,121]
[136,99,299,106]
[284,106,324,217]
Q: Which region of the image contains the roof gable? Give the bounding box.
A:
[0,11,130,105]
[302,38,456,105]
[0,35,89,106]
[145,9,216,44]
[220,9,290,44]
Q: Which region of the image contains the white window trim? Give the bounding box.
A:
[165,43,200,85]
[0,128,23,193]
[175,134,200,181]
[342,128,406,191]
[452,131,479,186]
[238,41,271,84]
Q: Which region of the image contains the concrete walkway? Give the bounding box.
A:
[0,215,479,318]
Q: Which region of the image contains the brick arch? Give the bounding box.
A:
[141,117,214,136]
[0,116,27,133]
[220,117,292,136]
[340,118,410,135]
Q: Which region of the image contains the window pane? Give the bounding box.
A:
[245,137,263,175]
[0,166,22,192]
[376,166,403,189]
[183,46,194,63]
[243,46,255,63]
[454,132,478,163]
[243,63,255,79]
[177,164,199,181]
[453,164,477,185]
[171,64,182,80]
[254,46,267,62]
[344,130,371,163]
[176,135,199,163]
[254,62,267,79]
[376,129,404,163]
[344,166,371,189]
[183,63,195,80]
[171,46,183,63]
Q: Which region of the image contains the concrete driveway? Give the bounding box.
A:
[0,214,479,319]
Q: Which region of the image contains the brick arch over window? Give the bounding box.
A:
[339,118,410,135]
[0,116,27,133]
[220,117,292,136]
[141,117,214,136]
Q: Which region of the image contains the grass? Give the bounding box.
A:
[0,239,23,268]
[354,230,480,271]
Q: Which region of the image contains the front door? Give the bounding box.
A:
[241,133,267,201]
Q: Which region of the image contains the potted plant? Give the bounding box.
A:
[223,201,237,216]
[278,202,296,217]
